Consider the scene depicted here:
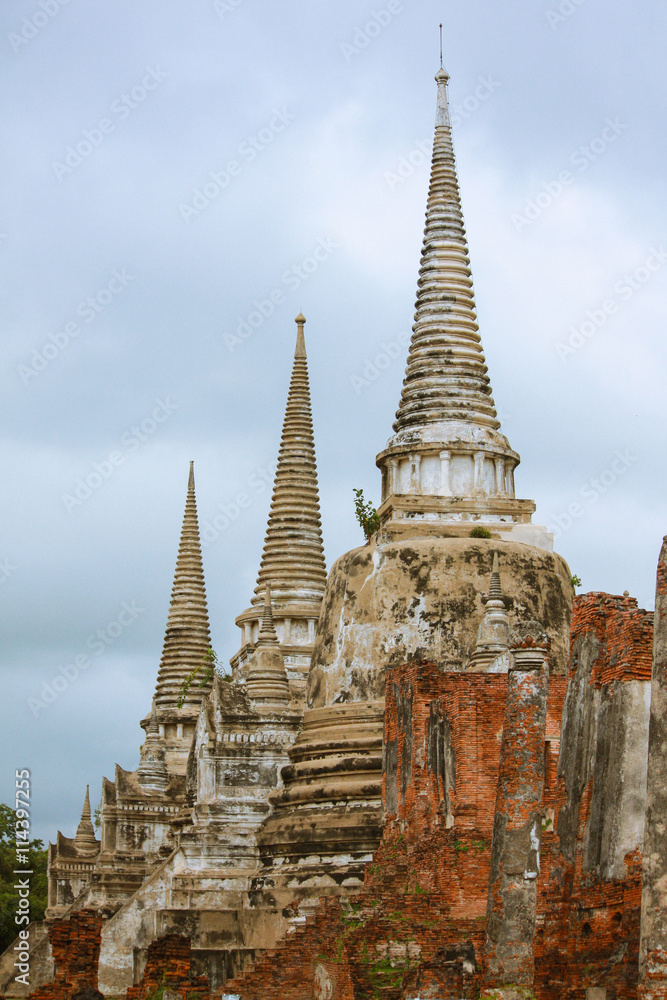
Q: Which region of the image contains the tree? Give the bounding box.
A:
[0,804,48,952]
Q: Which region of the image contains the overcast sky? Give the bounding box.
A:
[1,0,665,843]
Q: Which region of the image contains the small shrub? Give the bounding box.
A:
[470,526,491,538]
[353,488,380,542]
[177,648,231,707]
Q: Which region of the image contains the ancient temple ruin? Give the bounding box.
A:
[2,55,666,1000]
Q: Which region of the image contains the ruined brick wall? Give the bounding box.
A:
[27,911,102,1000]
[383,662,565,843]
[225,601,651,1000]
[536,592,653,1000]
[25,593,655,1000]
[125,934,211,1000]
[483,643,550,990]
[225,660,566,999]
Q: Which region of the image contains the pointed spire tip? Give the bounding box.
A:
[294,314,307,359]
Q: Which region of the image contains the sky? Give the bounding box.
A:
[1,0,665,843]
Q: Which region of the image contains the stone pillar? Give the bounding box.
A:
[639,536,667,999]
[482,637,549,995]
[439,450,452,496]
[494,456,506,496]
[389,458,399,496]
[474,451,485,494]
[409,453,421,491]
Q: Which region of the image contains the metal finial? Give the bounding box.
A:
[439,24,443,68]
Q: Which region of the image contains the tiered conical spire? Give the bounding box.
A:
[469,552,511,671]
[253,314,327,607]
[393,65,501,438]
[256,583,280,647]
[376,63,524,515]
[73,786,98,854]
[246,584,291,706]
[154,462,213,711]
[137,699,169,791]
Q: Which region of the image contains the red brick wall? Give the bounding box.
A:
[28,594,654,1000]
[225,660,567,999]
[536,593,653,1000]
[125,935,211,1000]
[569,592,653,685]
[226,593,653,1000]
[28,910,102,1000]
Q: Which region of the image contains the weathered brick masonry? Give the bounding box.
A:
[27,592,655,999]
[125,935,212,1000]
[225,594,654,998]
[482,640,550,990]
[27,911,102,1000]
[536,592,654,1000]
[224,659,566,998]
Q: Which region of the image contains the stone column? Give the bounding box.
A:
[494,456,506,496]
[482,637,549,995]
[639,536,667,998]
[474,451,485,494]
[389,458,399,496]
[439,450,452,496]
[507,464,515,498]
[409,453,421,491]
